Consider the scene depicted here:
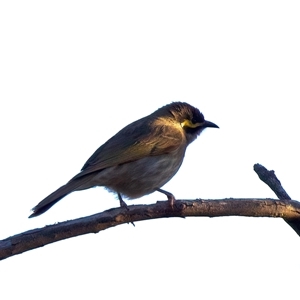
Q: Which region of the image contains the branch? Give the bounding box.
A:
[1,163,299,261]
[1,197,300,260]
[254,163,300,236]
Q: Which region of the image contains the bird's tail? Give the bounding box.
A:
[29,175,94,218]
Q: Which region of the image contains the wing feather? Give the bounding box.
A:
[73,117,184,179]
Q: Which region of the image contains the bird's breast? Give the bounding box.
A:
[90,145,187,199]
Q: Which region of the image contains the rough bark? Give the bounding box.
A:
[0,164,299,261]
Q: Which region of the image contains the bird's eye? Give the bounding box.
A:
[192,114,204,124]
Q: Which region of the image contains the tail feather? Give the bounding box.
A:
[29,175,95,218]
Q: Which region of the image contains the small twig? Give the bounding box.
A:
[254,163,300,236]
[254,164,291,200]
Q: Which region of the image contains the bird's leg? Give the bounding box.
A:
[156,188,176,207]
[118,192,129,210]
[118,192,135,227]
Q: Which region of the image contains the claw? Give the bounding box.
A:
[156,188,176,208]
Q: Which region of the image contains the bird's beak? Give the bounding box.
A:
[204,120,219,129]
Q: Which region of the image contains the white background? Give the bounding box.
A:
[1,1,300,299]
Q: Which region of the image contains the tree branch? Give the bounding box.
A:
[254,163,300,236]
[1,163,299,261]
[1,197,300,260]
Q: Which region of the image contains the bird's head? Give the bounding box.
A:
[157,102,219,144]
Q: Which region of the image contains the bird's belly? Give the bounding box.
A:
[90,152,185,199]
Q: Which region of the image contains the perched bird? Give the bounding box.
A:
[29,102,218,218]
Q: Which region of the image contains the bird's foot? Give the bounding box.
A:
[118,193,135,226]
[156,188,176,208]
[118,193,129,210]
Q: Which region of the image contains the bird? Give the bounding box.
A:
[29,102,218,218]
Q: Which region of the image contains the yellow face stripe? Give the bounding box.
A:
[181,119,203,128]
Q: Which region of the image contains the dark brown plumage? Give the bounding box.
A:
[29,102,218,217]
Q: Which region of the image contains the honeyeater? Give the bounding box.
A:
[29,102,218,217]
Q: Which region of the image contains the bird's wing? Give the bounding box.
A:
[73,117,184,179]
